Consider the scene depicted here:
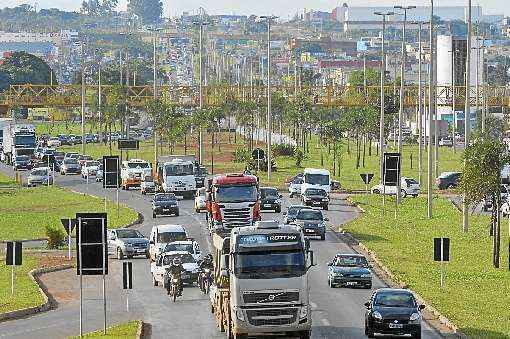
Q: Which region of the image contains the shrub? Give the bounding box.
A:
[45,225,66,249]
[272,143,295,157]
[234,147,251,163]
[294,148,304,167]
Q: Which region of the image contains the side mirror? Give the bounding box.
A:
[419,304,426,310]
[364,302,371,309]
[324,217,329,222]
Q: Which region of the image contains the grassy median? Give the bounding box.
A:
[0,172,138,241]
[343,195,510,338]
[68,320,140,338]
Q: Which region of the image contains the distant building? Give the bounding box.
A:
[290,36,357,54]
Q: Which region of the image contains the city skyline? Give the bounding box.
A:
[2,0,509,17]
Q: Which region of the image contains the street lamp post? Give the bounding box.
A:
[394,5,415,204]
[260,15,278,180]
[463,0,473,232]
[375,11,395,187]
[448,47,459,154]
[417,21,424,186]
[427,0,435,219]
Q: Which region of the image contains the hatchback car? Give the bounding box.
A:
[328,254,372,289]
[81,160,100,179]
[365,288,424,339]
[283,205,307,224]
[60,158,81,175]
[194,187,206,212]
[301,188,329,210]
[27,167,53,187]
[152,193,179,218]
[13,155,32,171]
[141,175,156,195]
[288,176,303,198]
[107,228,149,260]
[293,208,328,240]
[436,172,461,190]
[371,177,421,198]
[260,187,282,213]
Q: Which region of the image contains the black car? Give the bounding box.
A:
[152,193,179,218]
[194,165,208,188]
[327,254,372,289]
[365,289,424,339]
[283,205,307,224]
[13,155,32,170]
[260,187,282,213]
[435,172,461,190]
[294,208,328,240]
[301,188,329,210]
[58,134,72,146]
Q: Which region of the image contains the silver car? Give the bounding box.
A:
[28,167,53,187]
[107,228,150,260]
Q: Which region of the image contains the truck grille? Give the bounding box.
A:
[246,308,297,326]
[222,208,252,228]
[243,291,299,304]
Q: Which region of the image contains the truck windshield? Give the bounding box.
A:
[234,250,305,279]
[304,173,329,185]
[165,164,194,176]
[14,135,36,146]
[128,162,150,169]
[16,149,34,156]
[216,185,257,203]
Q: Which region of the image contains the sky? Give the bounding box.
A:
[2,0,509,17]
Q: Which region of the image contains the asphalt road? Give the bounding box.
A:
[0,164,442,339]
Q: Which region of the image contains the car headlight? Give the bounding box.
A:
[235,308,245,321]
[410,312,421,323]
[125,243,133,247]
[372,311,383,320]
[299,306,308,319]
[322,198,329,201]
[361,273,372,278]
[333,272,343,277]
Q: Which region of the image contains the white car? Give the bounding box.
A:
[47,137,61,148]
[141,175,156,195]
[288,177,303,198]
[194,188,206,212]
[371,177,421,198]
[148,224,189,261]
[159,240,202,261]
[439,138,453,147]
[81,160,100,179]
[150,251,199,287]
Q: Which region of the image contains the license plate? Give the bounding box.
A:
[305,229,314,233]
[389,323,403,329]
[182,274,190,279]
[163,208,170,212]
[263,204,272,208]
[313,201,321,205]
[136,249,146,253]
[346,282,357,286]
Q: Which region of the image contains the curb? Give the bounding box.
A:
[136,321,146,338]
[0,238,47,244]
[338,197,460,336]
[0,264,73,323]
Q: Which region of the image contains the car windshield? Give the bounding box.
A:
[197,188,205,197]
[304,173,329,185]
[64,159,78,164]
[234,250,306,279]
[162,253,195,265]
[216,185,257,203]
[165,163,194,176]
[374,292,416,308]
[164,243,194,253]
[128,162,150,169]
[80,156,92,161]
[261,188,278,198]
[31,169,48,176]
[305,188,326,196]
[334,256,369,267]
[155,194,176,202]
[16,156,29,161]
[296,209,323,221]
[405,178,418,185]
[287,206,305,216]
[158,232,187,243]
[85,161,99,167]
[196,167,208,175]
[116,229,144,239]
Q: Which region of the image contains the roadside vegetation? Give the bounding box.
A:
[343,194,510,338]
[68,320,141,338]
[0,172,138,241]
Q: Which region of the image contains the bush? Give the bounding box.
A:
[45,225,66,249]
[272,143,295,157]
[294,148,304,167]
[234,147,251,163]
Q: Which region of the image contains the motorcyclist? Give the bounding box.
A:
[167,257,184,296]
[198,254,214,292]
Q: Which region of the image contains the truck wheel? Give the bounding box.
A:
[323,204,329,211]
[234,334,248,339]
[298,330,311,339]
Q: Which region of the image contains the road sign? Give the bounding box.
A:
[434,237,450,262]
[76,213,108,276]
[60,218,77,235]
[118,139,139,150]
[123,262,133,289]
[360,173,374,185]
[6,241,22,266]
[103,156,120,189]
[383,153,401,187]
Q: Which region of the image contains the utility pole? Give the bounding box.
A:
[152,29,158,174]
[463,0,472,232]
[260,15,278,180]
[394,5,415,204]
[98,62,102,147]
[81,68,86,155]
[427,0,435,219]
[418,21,424,186]
[375,11,395,184]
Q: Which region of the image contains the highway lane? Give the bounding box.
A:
[0,164,442,338]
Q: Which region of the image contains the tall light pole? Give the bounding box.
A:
[394,5,415,204]
[463,0,472,232]
[81,67,86,155]
[427,0,435,219]
[417,21,424,186]
[260,15,278,179]
[448,47,459,154]
[375,11,395,185]
[150,28,160,174]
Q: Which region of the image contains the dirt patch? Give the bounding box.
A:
[33,252,74,269]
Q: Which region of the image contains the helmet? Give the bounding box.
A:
[205,254,213,262]
[173,257,182,266]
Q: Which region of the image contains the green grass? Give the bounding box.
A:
[0,256,44,314]
[0,184,138,241]
[343,195,510,338]
[68,320,140,338]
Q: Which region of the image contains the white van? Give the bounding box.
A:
[301,168,331,195]
[148,224,188,261]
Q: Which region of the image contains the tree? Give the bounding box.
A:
[127,0,163,25]
[0,52,55,92]
[81,0,118,15]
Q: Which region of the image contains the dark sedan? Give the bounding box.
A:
[301,188,329,210]
[260,187,282,213]
[328,254,372,288]
[365,288,424,339]
[435,172,461,190]
[13,155,32,171]
[283,205,307,224]
[293,208,328,240]
[152,193,179,218]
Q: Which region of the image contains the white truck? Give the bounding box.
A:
[156,155,197,199]
[2,123,36,165]
[120,159,152,190]
[0,118,13,159]
[301,168,331,195]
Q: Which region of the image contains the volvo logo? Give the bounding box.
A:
[394,320,399,324]
[268,294,276,301]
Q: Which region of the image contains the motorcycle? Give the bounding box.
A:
[198,268,213,294]
[168,276,181,302]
